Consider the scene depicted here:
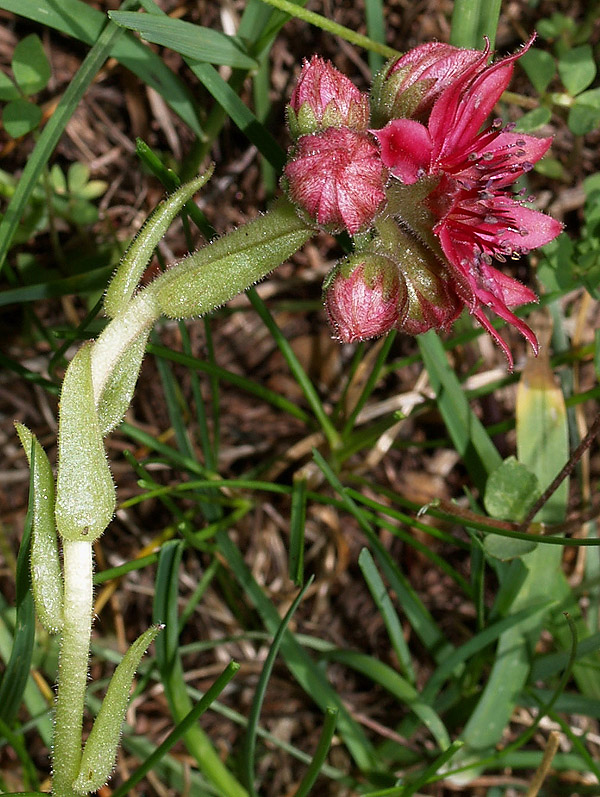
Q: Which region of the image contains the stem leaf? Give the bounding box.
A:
[104,170,214,318]
[15,423,63,633]
[55,344,116,542]
[73,624,162,794]
[154,198,313,319]
[97,330,150,437]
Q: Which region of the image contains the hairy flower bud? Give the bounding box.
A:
[373,217,462,336]
[323,253,406,342]
[399,254,463,335]
[283,127,387,234]
[370,42,485,127]
[287,56,370,139]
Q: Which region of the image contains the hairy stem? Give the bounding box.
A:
[52,541,93,796]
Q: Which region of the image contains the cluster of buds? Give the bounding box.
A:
[283,41,562,368]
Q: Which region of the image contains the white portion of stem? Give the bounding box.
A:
[52,540,93,796]
[90,289,160,406]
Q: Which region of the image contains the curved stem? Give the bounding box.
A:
[52,541,93,796]
[91,289,160,405]
[51,198,314,795]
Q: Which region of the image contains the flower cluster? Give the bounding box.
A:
[283,42,561,368]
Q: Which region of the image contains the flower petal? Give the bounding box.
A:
[474,132,553,186]
[431,36,536,162]
[372,119,433,184]
[478,264,537,307]
[495,201,563,251]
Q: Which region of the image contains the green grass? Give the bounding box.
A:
[1,0,599,795]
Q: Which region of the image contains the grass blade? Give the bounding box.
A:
[247,288,340,449]
[0,451,35,724]
[109,11,258,69]
[243,577,314,795]
[147,343,312,424]
[418,331,502,490]
[215,528,378,773]
[153,540,248,797]
[322,649,450,751]
[293,707,338,797]
[450,0,502,48]
[255,0,399,59]
[358,548,416,684]
[1,0,204,135]
[289,476,307,585]
[111,661,241,797]
[312,450,454,662]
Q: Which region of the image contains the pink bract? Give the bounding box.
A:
[371,41,486,125]
[288,56,370,137]
[284,127,388,234]
[324,256,405,343]
[372,36,562,367]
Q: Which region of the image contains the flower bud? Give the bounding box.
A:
[372,216,462,335]
[370,42,485,127]
[323,253,406,343]
[397,248,463,335]
[283,127,387,234]
[287,56,370,139]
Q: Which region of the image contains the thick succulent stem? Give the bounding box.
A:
[52,541,93,797]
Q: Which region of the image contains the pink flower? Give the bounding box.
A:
[371,42,485,126]
[287,56,370,139]
[284,127,387,234]
[372,37,562,367]
[324,254,406,342]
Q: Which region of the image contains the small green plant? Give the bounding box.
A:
[0,33,51,138]
[518,15,599,138]
[0,163,107,251]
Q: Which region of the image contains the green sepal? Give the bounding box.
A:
[104,168,214,318]
[73,624,163,794]
[15,422,63,633]
[153,197,313,318]
[97,329,150,436]
[55,344,115,542]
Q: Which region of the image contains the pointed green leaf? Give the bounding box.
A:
[104,171,213,318]
[514,106,552,133]
[73,624,162,794]
[519,48,556,94]
[15,423,63,633]
[55,344,115,542]
[97,330,149,436]
[108,11,258,70]
[154,198,312,319]
[12,33,51,95]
